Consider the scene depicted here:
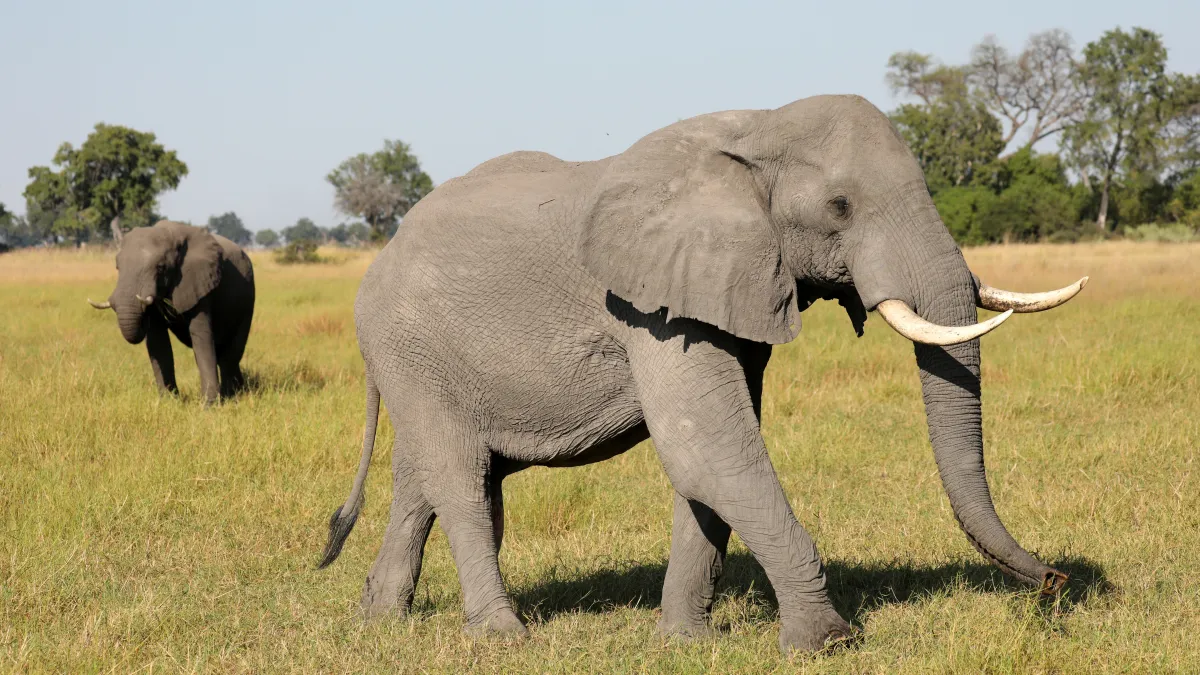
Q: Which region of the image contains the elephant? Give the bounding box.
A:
[88,220,255,406]
[316,95,1088,654]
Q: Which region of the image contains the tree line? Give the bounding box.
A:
[2,24,1197,252]
[887,26,1199,243]
[0,129,433,252]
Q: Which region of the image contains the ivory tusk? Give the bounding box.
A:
[136,294,154,306]
[977,276,1089,313]
[876,299,1012,346]
[87,299,112,310]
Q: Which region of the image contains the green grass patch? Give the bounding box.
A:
[2,243,1198,672]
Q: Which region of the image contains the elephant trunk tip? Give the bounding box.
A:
[1041,569,1069,596]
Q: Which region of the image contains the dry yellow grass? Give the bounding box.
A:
[1,241,1198,673]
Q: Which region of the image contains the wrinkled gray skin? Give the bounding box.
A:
[319,95,1067,654]
[97,220,255,406]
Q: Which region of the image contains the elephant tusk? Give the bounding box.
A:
[87,299,112,310]
[875,299,1012,346]
[976,276,1089,313]
[136,294,155,306]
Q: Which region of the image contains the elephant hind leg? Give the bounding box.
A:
[658,492,731,639]
[412,425,525,638]
[218,314,253,398]
[362,443,436,620]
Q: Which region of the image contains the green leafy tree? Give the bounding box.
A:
[0,206,52,249]
[282,217,323,243]
[327,140,433,242]
[1062,27,1192,232]
[887,51,1005,192]
[0,203,14,250]
[207,211,252,246]
[327,223,350,245]
[347,222,370,244]
[935,148,1081,244]
[255,229,280,248]
[886,52,970,104]
[890,99,1005,192]
[22,123,187,243]
[932,186,997,245]
[326,222,371,246]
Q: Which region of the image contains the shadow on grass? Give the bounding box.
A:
[240,361,331,395]
[512,552,1112,630]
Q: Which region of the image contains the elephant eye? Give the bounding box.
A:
[829,196,850,219]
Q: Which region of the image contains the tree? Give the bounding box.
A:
[0,209,52,249]
[886,52,969,104]
[1062,27,1189,232]
[890,99,1005,192]
[255,229,280,248]
[887,51,1005,192]
[327,223,350,245]
[346,221,370,244]
[327,139,433,242]
[934,148,1079,244]
[968,30,1087,150]
[22,123,187,244]
[0,203,14,249]
[282,217,323,243]
[207,212,252,246]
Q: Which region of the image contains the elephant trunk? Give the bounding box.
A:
[914,308,1066,592]
[850,188,1066,592]
[117,304,146,344]
[114,281,152,344]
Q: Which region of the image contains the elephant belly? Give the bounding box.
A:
[386,322,647,466]
[538,422,650,468]
[364,279,646,467]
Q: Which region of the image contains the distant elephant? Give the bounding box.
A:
[317,95,1088,654]
[88,220,255,405]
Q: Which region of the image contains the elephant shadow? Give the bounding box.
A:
[240,361,331,396]
[511,552,1112,630]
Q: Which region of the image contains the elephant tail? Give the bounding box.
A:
[317,372,381,569]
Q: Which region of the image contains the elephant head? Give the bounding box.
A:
[88,220,224,342]
[578,94,1085,592]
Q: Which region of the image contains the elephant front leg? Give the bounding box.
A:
[658,492,730,639]
[631,335,855,654]
[144,314,178,396]
[187,308,220,405]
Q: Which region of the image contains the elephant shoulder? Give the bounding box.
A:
[211,234,254,278]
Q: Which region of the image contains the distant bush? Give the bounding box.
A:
[273,239,325,264]
[1123,223,1199,243]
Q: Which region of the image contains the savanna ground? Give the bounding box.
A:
[1,241,1197,673]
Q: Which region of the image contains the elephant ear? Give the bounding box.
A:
[171,225,223,314]
[577,112,801,344]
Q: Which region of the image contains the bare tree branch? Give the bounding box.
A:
[968,30,1086,152]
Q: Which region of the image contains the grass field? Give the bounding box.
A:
[2,241,1198,673]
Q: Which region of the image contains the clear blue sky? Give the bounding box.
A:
[2,0,1197,233]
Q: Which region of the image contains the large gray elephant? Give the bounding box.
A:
[317,95,1087,654]
[88,220,255,406]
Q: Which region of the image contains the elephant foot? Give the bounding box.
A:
[463,608,529,641]
[778,611,860,655]
[656,615,717,641]
[360,597,410,622]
